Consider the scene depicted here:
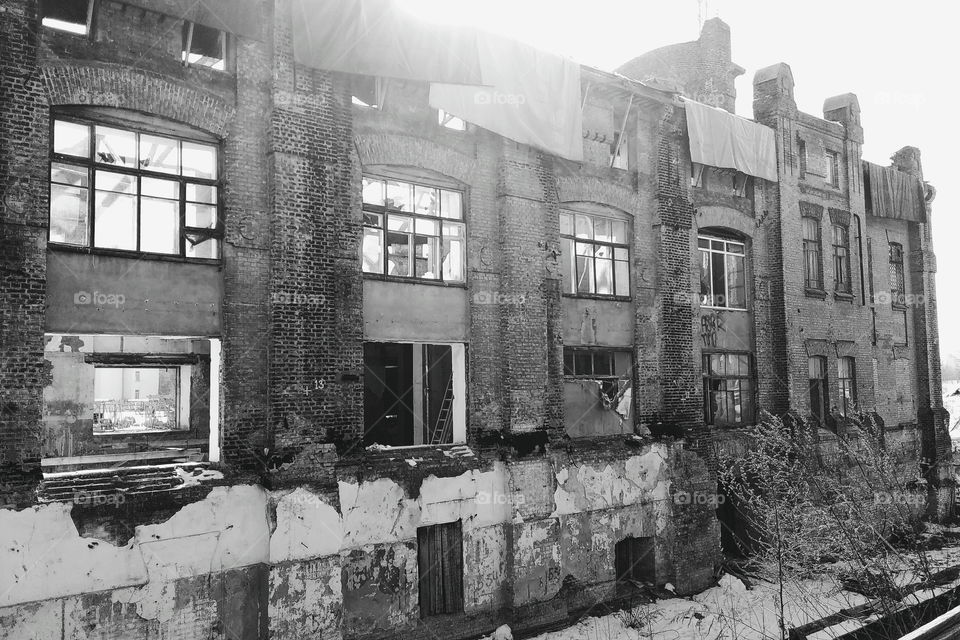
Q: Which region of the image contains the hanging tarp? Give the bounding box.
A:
[864,161,926,222]
[429,32,583,161]
[683,99,778,182]
[119,0,262,39]
[290,0,483,85]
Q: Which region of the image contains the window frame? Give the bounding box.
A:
[702,351,755,428]
[889,242,906,308]
[837,357,857,417]
[698,233,747,311]
[360,175,466,284]
[92,364,185,435]
[560,209,632,299]
[39,0,94,36]
[832,223,852,294]
[808,355,830,424]
[802,216,824,291]
[181,21,231,72]
[825,150,840,187]
[47,114,223,262]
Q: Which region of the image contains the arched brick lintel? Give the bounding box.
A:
[695,205,755,239]
[556,177,638,216]
[41,62,235,137]
[353,134,477,185]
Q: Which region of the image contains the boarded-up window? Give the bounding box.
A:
[615,536,656,586]
[418,521,463,617]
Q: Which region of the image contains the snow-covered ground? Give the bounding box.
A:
[483,539,960,640]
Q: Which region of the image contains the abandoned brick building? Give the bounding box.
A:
[0,0,949,638]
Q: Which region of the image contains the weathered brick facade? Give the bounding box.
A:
[0,3,946,639]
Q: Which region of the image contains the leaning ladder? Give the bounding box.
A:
[429,379,455,445]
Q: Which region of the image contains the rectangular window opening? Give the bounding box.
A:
[418,521,464,617]
[363,342,466,447]
[181,21,227,71]
[615,536,656,588]
[832,224,852,294]
[40,0,92,35]
[808,356,830,426]
[438,109,466,131]
[41,334,219,472]
[802,217,823,291]
[703,352,755,428]
[698,234,746,309]
[560,209,630,298]
[837,357,857,417]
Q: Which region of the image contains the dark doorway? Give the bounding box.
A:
[363,342,414,446]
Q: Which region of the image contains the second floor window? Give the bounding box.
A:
[361,177,465,282]
[837,357,857,417]
[703,352,754,427]
[698,235,746,309]
[802,216,823,290]
[825,151,840,187]
[560,210,630,297]
[832,224,852,294]
[889,242,905,306]
[809,356,829,423]
[49,117,220,259]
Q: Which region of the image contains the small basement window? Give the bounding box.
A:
[418,521,464,617]
[182,21,227,71]
[40,0,92,35]
[615,536,656,588]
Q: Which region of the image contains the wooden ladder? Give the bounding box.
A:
[429,379,454,445]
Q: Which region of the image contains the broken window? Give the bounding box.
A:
[181,21,227,71]
[563,348,632,437]
[808,355,829,425]
[40,0,92,35]
[615,536,656,588]
[363,342,466,447]
[703,352,754,427]
[49,116,221,258]
[438,109,466,131]
[361,177,465,282]
[698,234,746,309]
[832,223,852,294]
[559,209,630,297]
[837,357,857,417]
[802,216,823,290]
[418,521,463,617]
[889,242,906,307]
[42,334,219,471]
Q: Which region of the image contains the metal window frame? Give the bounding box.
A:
[698,234,747,311]
[701,350,755,427]
[560,210,632,299]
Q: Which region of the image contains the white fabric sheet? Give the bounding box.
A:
[429,33,583,162]
[683,99,778,182]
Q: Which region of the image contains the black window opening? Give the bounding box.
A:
[615,536,656,588]
[563,348,632,402]
[418,521,464,617]
[361,177,465,282]
[363,342,462,447]
[559,210,631,297]
[837,357,857,417]
[832,224,852,294]
[798,139,807,177]
[698,235,746,309]
[40,0,91,35]
[49,117,221,259]
[889,242,906,307]
[802,216,823,290]
[703,352,755,428]
[809,356,829,425]
[182,21,227,71]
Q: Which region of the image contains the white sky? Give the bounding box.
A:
[397,0,960,361]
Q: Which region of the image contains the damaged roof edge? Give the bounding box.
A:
[580,64,681,105]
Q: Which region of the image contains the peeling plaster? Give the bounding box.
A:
[270,488,343,563]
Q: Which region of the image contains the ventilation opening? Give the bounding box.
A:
[614,536,656,588]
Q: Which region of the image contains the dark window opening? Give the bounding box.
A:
[352,76,383,109]
[703,352,755,427]
[802,216,823,290]
[560,210,631,297]
[40,0,91,35]
[809,356,829,425]
[361,177,465,282]
[563,348,632,400]
[837,357,857,417]
[798,139,807,177]
[615,536,656,588]
[418,521,463,617]
[698,234,746,309]
[181,22,227,71]
[363,342,462,446]
[49,117,221,259]
[826,151,840,187]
